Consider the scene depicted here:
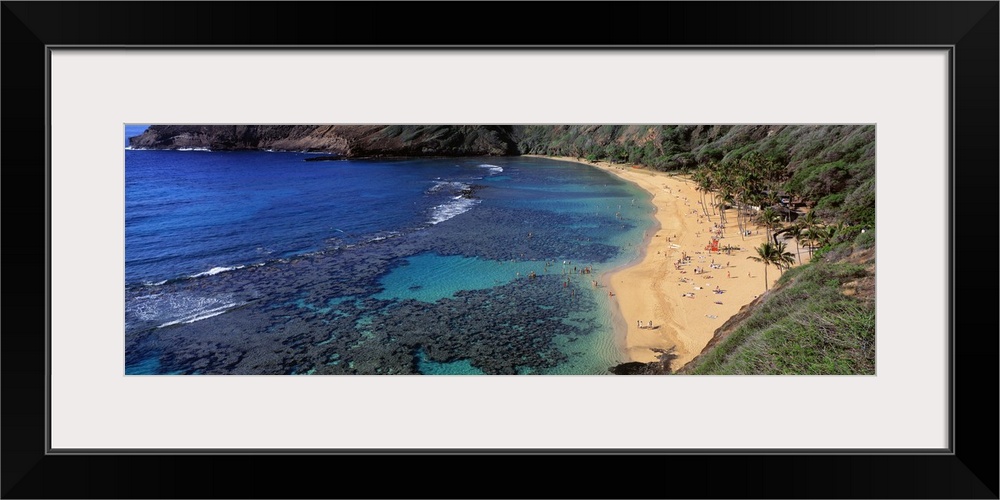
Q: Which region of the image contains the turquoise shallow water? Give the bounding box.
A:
[415,348,487,375]
[372,251,640,374]
[125,154,654,375]
[374,253,532,303]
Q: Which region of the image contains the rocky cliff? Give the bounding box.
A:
[128,125,521,157]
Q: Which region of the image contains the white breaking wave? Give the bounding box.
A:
[479,164,503,174]
[157,302,241,328]
[366,231,402,243]
[429,197,480,225]
[127,291,241,328]
[427,180,470,194]
[190,265,245,278]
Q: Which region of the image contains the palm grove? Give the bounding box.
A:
[517,125,876,374]
[689,152,853,292]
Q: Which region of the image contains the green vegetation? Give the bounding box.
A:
[747,241,796,291]
[140,123,878,375]
[515,124,875,229]
[532,124,880,375]
[683,257,875,375]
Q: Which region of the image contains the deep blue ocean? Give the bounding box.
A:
[124,142,654,374]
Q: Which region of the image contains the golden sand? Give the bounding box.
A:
[546,157,807,369]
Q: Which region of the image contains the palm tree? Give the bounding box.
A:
[785,226,804,264]
[747,241,779,291]
[803,226,822,255]
[798,211,820,258]
[758,206,781,240]
[747,241,796,291]
[692,166,714,220]
[717,190,733,226]
[773,242,796,275]
[738,189,762,240]
[691,168,707,217]
[813,223,842,249]
[711,165,734,218]
[733,165,757,239]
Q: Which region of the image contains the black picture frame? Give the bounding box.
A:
[3,2,997,498]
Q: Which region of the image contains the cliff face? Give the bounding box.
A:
[128,125,520,157]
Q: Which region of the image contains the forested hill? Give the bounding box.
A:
[512,124,875,229]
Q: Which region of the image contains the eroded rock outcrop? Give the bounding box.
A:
[128,125,520,157]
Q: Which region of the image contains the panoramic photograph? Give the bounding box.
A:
[124,124,875,375]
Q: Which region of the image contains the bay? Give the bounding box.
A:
[124,151,654,375]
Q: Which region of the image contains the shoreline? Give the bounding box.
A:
[596,209,662,365]
[537,155,788,369]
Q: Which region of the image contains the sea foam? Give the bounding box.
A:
[479,164,503,174]
[190,265,245,278]
[126,290,242,328]
[429,197,480,225]
[157,302,242,328]
[427,180,470,194]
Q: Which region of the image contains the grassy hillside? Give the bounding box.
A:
[679,245,875,375]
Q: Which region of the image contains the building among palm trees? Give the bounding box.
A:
[775,205,801,223]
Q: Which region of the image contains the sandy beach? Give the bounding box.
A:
[546,156,806,369]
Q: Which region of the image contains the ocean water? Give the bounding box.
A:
[124,149,654,374]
